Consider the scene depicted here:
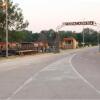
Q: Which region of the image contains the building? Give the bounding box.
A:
[60,38,78,49]
[0,42,17,50]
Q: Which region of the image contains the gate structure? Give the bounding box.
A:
[56,21,100,52]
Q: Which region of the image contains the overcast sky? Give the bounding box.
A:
[13,0,100,32]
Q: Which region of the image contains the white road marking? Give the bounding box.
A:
[5,54,73,100]
[5,60,64,100]
[6,77,33,100]
[6,51,100,100]
[69,54,100,95]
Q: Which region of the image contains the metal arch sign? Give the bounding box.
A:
[63,21,96,26]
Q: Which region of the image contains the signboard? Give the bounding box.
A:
[34,43,38,47]
[63,21,96,26]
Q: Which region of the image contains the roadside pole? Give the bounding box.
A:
[82,23,85,48]
[98,32,100,52]
[0,0,8,57]
[5,0,8,57]
[96,23,100,52]
[55,26,60,53]
[82,29,85,47]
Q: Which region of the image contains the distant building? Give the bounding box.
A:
[60,38,78,49]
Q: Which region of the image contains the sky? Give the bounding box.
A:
[13,0,100,32]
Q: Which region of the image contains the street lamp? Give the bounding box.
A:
[1,0,8,57]
[5,0,8,57]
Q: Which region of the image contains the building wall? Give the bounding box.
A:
[60,38,78,49]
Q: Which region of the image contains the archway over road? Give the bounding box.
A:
[56,21,100,52]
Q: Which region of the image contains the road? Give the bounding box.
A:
[0,47,100,100]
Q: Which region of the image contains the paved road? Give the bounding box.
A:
[72,46,100,99]
[0,47,100,100]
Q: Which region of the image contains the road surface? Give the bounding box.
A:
[0,47,100,100]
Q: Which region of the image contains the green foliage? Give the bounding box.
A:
[32,33,39,42]
[38,28,99,47]
[8,30,39,42]
[0,0,29,42]
[0,0,29,31]
[58,28,99,46]
[47,29,56,41]
[39,29,56,44]
[82,28,98,46]
[59,31,76,41]
[39,30,48,42]
[9,30,26,42]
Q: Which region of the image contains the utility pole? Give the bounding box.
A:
[0,0,8,57]
[82,19,85,48]
[5,0,8,57]
[55,24,64,53]
[96,23,100,52]
[55,27,60,53]
[98,31,100,52]
[82,27,85,47]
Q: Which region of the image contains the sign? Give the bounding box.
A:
[34,43,38,47]
[82,42,85,45]
[63,21,96,26]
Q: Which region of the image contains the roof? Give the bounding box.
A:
[0,42,17,46]
[63,37,76,41]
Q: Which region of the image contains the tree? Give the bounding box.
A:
[46,29,56,46]
[0,0,29,41]
[47,29,56,40]
[39,30,48,42]
[23,31,39,42]
[82,28,98,45]
[59,31,73,41]
[32,33,39,42]
[9,30,26,42]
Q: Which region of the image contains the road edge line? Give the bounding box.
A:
[69,54,100,95]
